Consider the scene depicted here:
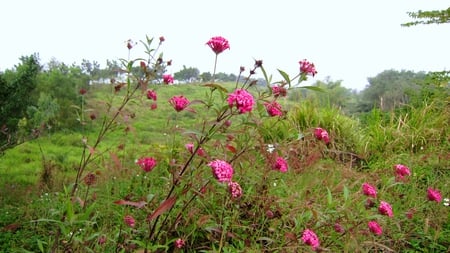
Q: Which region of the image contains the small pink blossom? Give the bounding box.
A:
[185,143,206,157]
[79,88,87,95]
[175,238,185,249]
[136,157,157,172]
[124,215,135,228]
[272,157,288,173]
[208,159,234,182]
[271,85,287,97]
[264,101,283,117]
[146,89,157,101]
[301,229,320,251]
[334,223,345,234]
[98,235,106,245]
[163,74,174,84]
[299,59,317,77]
[159,36,165,43]
[227,89,255,114]
[394,164,411,180]
[378,201,393,217]
[314,127,330,144]
[150,103,157,110]
[362,183,377,198]
[169,95,190,112]
[228,181,243,198]
[427,188,442,203]
[206,36,230,54]
[368,220,382,235]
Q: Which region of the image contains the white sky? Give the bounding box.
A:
[1,0,449,90]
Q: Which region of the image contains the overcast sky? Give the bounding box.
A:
[1,0,449,90]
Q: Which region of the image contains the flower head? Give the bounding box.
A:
[301,229,320,251]
[427,188,442,203]
[394,164,411,180]
[272,157,288,173]
[83,172,97,186]
[169,95,190,112]
[299,59,317,77]
[136,157,157,172]
[272,85,287,97]
[185,143,206,157]
[175,238,185,249]
[227,89,255,114]
[368,220,382,235]
[208,159,234,182]
[264,101,283,117]
[159,36,165,43]
[314,127,330,144]
[228,181,243,198]
[206,36,230,54]
[362,183,377,198]
[378,201,393,217]
[146,89,157,101]
[79,88,87,95]
[124,215,135,228]
[163,74,174,84]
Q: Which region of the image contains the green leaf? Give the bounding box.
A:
[343,185,349,201]
[203,83,228,93]
[326,187,333,205]
[277,69,291,87]
[299,85,325,92]
[260,65,272,86]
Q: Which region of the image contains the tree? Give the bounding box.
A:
[402,7,450,27]
[174,66,199,83]
[0,55,41,150]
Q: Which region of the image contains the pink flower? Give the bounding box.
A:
[272,157,288,173]
[368,221,382,235]
[301,229,320,251]
[271,85,287,97]
[227,89,255,114]
[169,95,190,112]
[136,157,157,172]
[206,36,230,54]
[228,181,243,198]
[334,223,345,234]
[146,89,157,101]
[378,201,393,217]
[150,103,157,110]
[159,36,165,43]
[362,183,377,198]
[208,159,234,182]
[394,164,411,180]
[124,215,135,228]
[79,88,87,95]
[185,143,206,157]
[175,238,185,249]
[264,101,283,117]
[427,188,442,203]
[163,74,174,84]
[299,59,317,77]
[98,235,106,245]
[314,127,330,144]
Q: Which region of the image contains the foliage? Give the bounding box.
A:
[0,34,449,253]
[173,65,200,83]
[402,7,450,26]
[0,55,40,151]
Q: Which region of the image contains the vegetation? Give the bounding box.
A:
[0,29,448,253]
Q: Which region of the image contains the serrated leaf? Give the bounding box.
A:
[277,69,291,87]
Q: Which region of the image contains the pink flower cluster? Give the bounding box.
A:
[208,159,234,182]
[206,36,230,55]
[368,220,382,235]
[147,89,157,101]
[272,157,288,173]
[271,85,287,97]
[227,89,255,114]
[427,187,442,202]
[362,183,377,198]
[175,238,185,249]
[228,181,243,198]
[124,215,135,228]
[314,127,330,144]
[394,164,411,181]
[301,229,320,251]
[136,157,157,172]
[299,59,317,77]
[264,101,283,117]
[378,201,393,217]
[169,95,190,112]
[163,74,174,84]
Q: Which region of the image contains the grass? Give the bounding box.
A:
[0,81,449,252]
